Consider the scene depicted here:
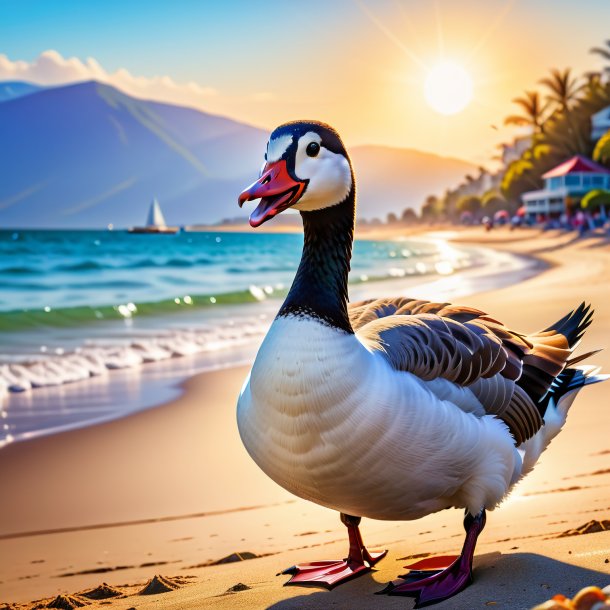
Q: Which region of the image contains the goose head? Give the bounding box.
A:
[238,121,353,227]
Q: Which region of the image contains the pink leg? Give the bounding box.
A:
[281,513,387,588]
[378,510,486,607]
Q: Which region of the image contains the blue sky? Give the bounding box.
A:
[0,1,352,82]
[2,1,610,162]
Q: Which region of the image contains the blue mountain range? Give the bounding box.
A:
[0,81,43,102]
[0,80,475,228]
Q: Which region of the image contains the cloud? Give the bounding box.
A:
[0,50,218,109]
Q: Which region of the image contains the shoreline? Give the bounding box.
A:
[0,235,543,449]
[1,227,609,608]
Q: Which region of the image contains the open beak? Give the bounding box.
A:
[238,159,307,227]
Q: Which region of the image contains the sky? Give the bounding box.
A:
[2,0,610,166]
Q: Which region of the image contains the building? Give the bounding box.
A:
[501,136,532,166]
[454,168,502,198]
[521,155,610,218]
[591,105,610,141]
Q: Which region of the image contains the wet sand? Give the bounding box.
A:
[0,228,609,609]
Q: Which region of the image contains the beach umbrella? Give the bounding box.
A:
[516,206,527,217]
[494,210,510,221]
[459,211,473,224]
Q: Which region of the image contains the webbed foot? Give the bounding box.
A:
[280,513,387,588]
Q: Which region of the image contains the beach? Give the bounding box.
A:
[1,227,609,610]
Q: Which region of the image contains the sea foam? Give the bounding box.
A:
[0,317,269,393]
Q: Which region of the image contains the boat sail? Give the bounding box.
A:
[146,198,167,227]
[129,198,178,234]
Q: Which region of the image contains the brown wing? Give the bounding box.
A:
[350,297,529,381]
[352,297,592,445]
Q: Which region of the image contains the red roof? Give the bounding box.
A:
[542,155,610,178]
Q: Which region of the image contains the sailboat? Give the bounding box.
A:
[128,198,179,234]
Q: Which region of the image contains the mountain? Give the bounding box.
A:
[0,81,475,228]
[0,81,44,102]
[350,145,475,220]
[0,80,269,228]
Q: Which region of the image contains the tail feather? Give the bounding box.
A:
[539,364,604,415]
[519,364,606,477]
[541,302,594,349]
[518,303,596,406]
[515,304,604,480]
[565,349,602,368]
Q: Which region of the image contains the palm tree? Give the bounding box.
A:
[539,68,589,153]
[590,40,610,75]
[538,68,583,114]
[581,70,610,112]
[504,91,549,134]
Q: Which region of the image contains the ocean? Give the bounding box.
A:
[0,229,540,446]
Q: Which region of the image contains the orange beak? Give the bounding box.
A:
[238,159,307,227]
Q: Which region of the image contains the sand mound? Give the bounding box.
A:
[556,519,610,537]
[185,550,267,569]
[80,582,124,599]
[46,595,88,609]
[210,551,258,565]
[138,574,182,595]
[225,583,251,593]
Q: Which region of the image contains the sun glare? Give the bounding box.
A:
[424,61,473,116]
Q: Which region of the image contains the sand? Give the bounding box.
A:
[0,227,609,610]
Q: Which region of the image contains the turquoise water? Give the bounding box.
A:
[0,229,542,446]
[0,229,472,331]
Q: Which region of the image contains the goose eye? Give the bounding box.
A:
[306,142,320,157]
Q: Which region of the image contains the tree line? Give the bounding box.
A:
[400,40,610,224]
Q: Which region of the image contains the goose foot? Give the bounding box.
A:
[281,513,387,588]
[377,510,486,607]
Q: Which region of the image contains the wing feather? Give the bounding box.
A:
[352,296,589,445]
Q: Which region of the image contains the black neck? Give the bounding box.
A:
[278,191,355,333]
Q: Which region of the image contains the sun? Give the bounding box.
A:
[424,61,473,116]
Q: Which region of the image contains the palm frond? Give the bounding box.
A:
[590,47,610,61]
[504,115,529,127]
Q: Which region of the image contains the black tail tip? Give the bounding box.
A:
[544,302,594,348]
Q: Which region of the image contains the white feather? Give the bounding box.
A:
[267,133,293,163]
[291,132,352,212]
[517,367,604,478]
[237,316,522,520]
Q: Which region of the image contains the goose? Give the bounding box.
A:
[236,120,606,606]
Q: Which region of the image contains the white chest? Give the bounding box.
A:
[237,316,423,517]
[238,316,369,454]
[236,315,519,520]
[237,317,373,483]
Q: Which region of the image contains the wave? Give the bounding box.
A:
[1,282,55,291]
[0,257,217,277]
[126,257,213,269]
[165,257,213,268]
[0,257,478,332]
[0,317,268,394]
[57,257,215,272]
[0,286,280,332]
[55,260,108,272]
[0,265,42,275]
[0,248,542,404]
[225,264,297,274]
[65,279,152,290]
